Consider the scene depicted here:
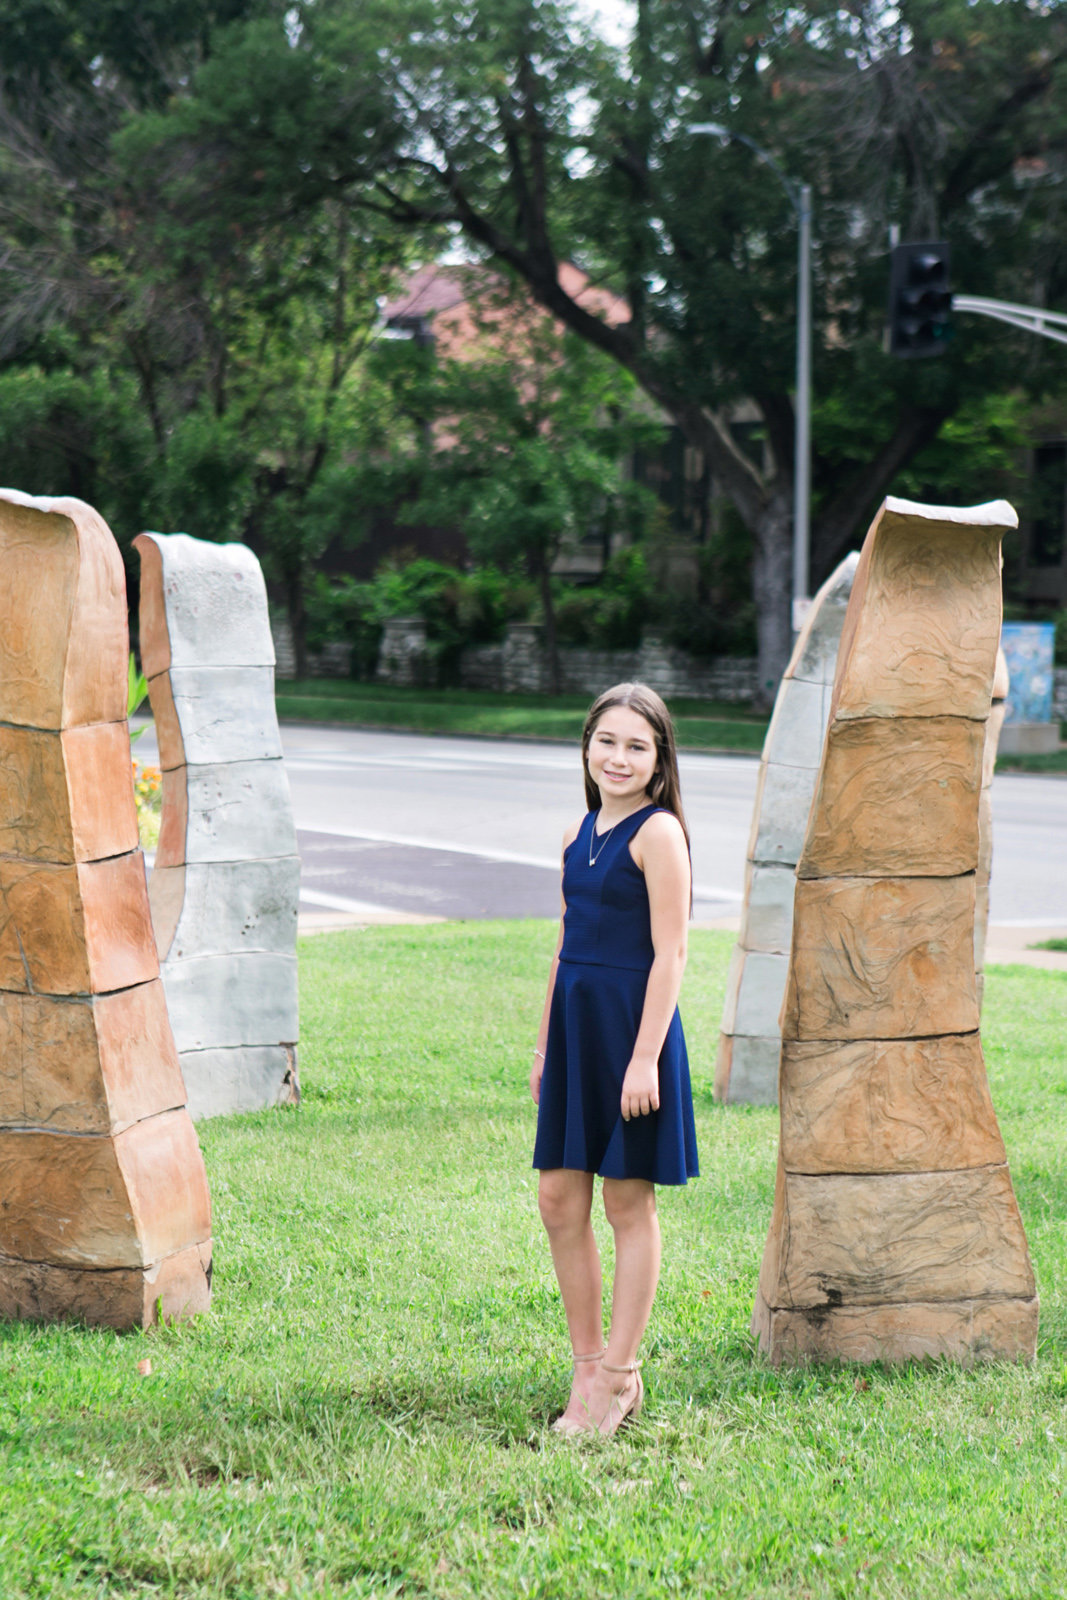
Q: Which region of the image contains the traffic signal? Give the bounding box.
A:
[888,242,952,358]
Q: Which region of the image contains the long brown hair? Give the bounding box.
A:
[581,682,690,850]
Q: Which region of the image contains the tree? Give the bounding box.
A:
[0,1,416,671]
[7,0,1067,695]
[390,272,662,689]
[88,0,1067,698]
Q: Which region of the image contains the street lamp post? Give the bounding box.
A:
[688,124,812,629]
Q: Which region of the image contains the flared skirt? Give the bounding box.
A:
[532,959,699,1186]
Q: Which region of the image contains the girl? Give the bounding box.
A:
[531,682,698,1437]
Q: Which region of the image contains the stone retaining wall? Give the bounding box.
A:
[459,625,760,702]
[274,610,1067,718]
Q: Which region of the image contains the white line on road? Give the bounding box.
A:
[989,917,1067,928]
[297,824,742,902]
[298,887,413,916]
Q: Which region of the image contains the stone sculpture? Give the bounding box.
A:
[135,533,300,1119]
[975,648,1009,1005]
[753,496,1037,1366]
[715,553,859,1105]
[0,489,212,1329]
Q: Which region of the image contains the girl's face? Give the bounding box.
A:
[586,705,659,807]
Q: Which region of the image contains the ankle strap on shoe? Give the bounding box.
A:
[602,1359,643,1374]
[572,1348,606,1364]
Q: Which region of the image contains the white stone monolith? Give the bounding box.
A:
[135,533,300,1118]
[714,552,860,1105]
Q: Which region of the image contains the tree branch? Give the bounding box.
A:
[939,53,1067,214]
[810,402,954,578]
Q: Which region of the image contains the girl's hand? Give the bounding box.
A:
[621,1057,660,1120]
[530,1052,545,1104]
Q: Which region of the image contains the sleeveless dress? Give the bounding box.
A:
[532,804,699,1186]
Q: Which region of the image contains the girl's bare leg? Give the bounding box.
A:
[581,1177,660,1434]
[538,1169,603,1424]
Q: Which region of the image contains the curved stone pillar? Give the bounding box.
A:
[0,489,212,1329]
[715,553,859,1104]
[975,648,1009,1005]
[135,533,299,1118]
[753,496,1037,1366]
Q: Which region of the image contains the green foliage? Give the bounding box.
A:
[405,306,664,589]
[0,365,157,547]
[878,393,1031,509]
[127,653,149,744]
[306,561,537,680]
[5,0,1067,685]
[554,547,652,649]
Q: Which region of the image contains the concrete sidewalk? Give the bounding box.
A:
[984,924,1067,972]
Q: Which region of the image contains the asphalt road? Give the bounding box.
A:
[134,719,1066,926]
[267,723,1066,928]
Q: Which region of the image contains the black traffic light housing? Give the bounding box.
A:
[888,242,952,358]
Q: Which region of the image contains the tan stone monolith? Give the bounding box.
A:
[753,496,1036,1365]
[715,553,859,1104]
[0,489,212,1330]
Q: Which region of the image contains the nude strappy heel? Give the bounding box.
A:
[550,1347,605,1435]
[600,1359,644,1432]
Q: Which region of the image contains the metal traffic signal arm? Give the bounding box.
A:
[888,240,1067,354]
[951,295,1067,349]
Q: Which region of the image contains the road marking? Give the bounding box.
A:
[296,824,742,902]
[299,887,417,916]
[989,917,1067,928]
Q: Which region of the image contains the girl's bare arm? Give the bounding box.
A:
[620,813,691,1120]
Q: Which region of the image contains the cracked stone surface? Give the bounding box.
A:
[0,489,212,1330]
[753,495,1036,1366]
[136,533,300,1117]
[715,553,859,1105]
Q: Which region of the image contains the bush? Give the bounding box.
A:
[654,593,758,658]
[553,547,652,649]
[305,561,536,680]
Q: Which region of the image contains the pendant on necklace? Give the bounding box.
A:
[589,821,616,867]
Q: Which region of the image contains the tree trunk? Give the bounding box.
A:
[751,491,794,708]
[287,567,309,680]
[538,560,561,695]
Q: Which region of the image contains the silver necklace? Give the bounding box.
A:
[588,819,617,867]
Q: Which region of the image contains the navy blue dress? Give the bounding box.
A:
[533,804,699,1186]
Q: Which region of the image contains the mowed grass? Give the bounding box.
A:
[2,925,1067,1599]
[275,681,769,754]
[275,682,1067,767]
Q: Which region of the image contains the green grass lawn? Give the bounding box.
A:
[275,681,769,754]
[3,925,1067,1598]
[997,740,1067,775]
[274,682,1067,768]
